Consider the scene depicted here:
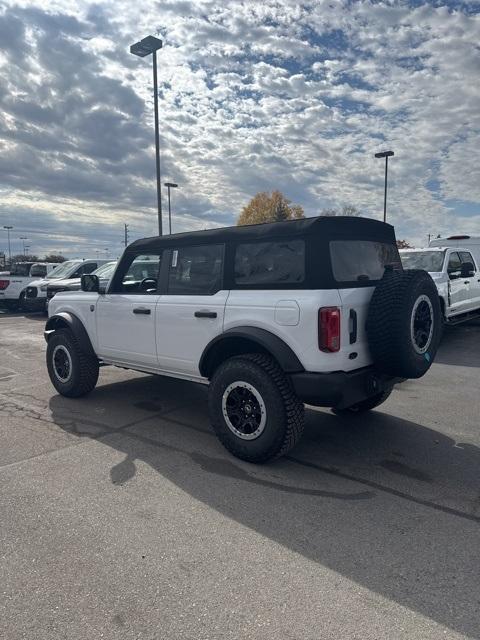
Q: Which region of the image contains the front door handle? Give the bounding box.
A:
[133,307,151,315]
[194,310,217,319]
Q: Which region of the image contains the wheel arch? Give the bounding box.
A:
[45,312,96,358]
[199,327,304,379]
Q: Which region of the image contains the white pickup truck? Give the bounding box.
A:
[400,247,480,324]
[0,262,59,310]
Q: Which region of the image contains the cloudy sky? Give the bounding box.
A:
[0,0,479,258]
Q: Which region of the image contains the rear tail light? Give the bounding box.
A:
[319,307,341,352]
[0,280,9,290]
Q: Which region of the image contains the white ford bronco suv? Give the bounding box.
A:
[45,217,442,462]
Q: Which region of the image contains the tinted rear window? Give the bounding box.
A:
[330,240,401,283]
[10,263,32,276]
[235,240,305,285]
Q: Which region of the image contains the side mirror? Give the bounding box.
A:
[81,274,100,292]
[460,262,475,278]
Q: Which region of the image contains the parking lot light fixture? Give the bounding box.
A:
[130,35,164,236]
[164,182,178,234]
[19,236,29,256]
[3,226,13,265]
[375,150,394,223]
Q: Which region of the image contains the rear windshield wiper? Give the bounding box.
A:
[357,274,370,282]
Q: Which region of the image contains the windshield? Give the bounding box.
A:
[400,251,445,272]
[47,260,81,280]
[93,261,117,278]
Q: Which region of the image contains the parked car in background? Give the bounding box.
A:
[24,259,110,312]
[429,235,480,268]
[400,247,480,324]
[46,261,118,305]
[0,262,60,310]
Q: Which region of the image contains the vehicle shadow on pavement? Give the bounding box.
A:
[49,376,480,638]
[435,319,480,367]
[0,307,46,321]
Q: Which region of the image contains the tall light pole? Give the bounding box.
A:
[130,35,164,236]
[19,236,28,256]
[164,182,178,234]
[3,226,13,265]
[374,150,394,222]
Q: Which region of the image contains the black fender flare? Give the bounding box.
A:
[199,326,304,378]
[44,312,96,358]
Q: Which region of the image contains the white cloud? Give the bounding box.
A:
[0,0,479,257]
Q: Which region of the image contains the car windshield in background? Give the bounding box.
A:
[93,261,117,278]
[330,240,401,283]
[47,261,80,279]
[400,251,445,272]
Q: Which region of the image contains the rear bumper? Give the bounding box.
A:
[290,367,402,409]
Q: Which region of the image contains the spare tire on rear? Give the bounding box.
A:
[366,269,441,379]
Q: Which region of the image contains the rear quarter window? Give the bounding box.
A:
[330,240,401,284]
[234,240,305,286]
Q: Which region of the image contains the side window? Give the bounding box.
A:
[459,252,476,270]
[234,240,305,286]
[447,252,461,276]
[117,254,162,293]
[168,245,223,295]
[82,263,98,275]
[30,265,47,277]
[330,240,401,283]
[72,263,97,278]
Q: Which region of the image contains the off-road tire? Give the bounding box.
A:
[46,328,99,398]
[332,388,392,415]
[367,269,442,379]
[209,353,304,463]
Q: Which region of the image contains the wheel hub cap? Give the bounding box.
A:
[52,345,73,383]
[410,295,434,354]
[222,381,267,440]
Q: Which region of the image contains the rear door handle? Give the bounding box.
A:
[133,307,151,315]
[349,309,358,344]
[194,310,217,319]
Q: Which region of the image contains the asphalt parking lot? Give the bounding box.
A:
[1,309,479,640]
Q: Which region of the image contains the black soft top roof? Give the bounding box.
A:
[127,215,396,253]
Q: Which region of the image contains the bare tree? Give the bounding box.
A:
[320,205,362,217]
